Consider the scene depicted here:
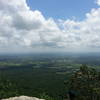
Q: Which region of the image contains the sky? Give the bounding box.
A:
[0,0,100,53]
[27,0,98,20]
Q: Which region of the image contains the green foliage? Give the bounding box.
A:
[39,93,55,100]
[66,64,100,100]
[0,80,19,99]
[0,67,66,100]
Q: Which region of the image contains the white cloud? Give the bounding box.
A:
[96,0,100,5]
[0,0,100,52]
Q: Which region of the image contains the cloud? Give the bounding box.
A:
[61,8,100,49]
[0,0,100,52]
[96,0,100,5]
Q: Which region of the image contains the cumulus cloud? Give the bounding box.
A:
[96,0,100,5]
[0,0,100,52]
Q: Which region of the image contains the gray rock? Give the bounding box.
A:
[2,96,45,100]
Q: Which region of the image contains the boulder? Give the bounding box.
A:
[2,96,45,100]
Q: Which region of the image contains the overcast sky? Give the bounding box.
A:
[0,0,100,53]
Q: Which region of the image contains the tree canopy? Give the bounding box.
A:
[66,65,100,100]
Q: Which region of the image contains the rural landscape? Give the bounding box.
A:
[0,53,100,100]
[0,0,100,100]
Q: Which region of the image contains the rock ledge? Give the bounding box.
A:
[2,96,45,100]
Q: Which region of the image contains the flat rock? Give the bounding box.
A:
[2,96,45,100]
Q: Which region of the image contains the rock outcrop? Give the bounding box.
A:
[2,96,45,100]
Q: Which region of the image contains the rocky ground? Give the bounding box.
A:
[2,96,45,100]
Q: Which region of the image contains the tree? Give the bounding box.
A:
[0,79,19,99]
[65,65,100,100]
